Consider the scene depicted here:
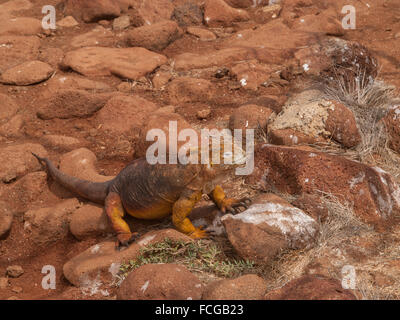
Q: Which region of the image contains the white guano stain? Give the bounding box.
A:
[108,263,121,278]
[221,202,317,247]
[91,244,101,254]
[138,234,156,246]
[349,172,365,189]
[141,280,150,293]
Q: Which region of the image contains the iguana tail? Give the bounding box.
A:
[32,153,113,204]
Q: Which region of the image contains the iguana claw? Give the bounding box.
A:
[116,232,140,250]
[223,197,252,215]
[189,227,208,239]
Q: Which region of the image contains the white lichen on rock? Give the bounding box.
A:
[269,90,334,138]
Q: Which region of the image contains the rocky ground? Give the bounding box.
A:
[1,0,400,300]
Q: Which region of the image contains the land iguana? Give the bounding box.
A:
[32,142,251,248]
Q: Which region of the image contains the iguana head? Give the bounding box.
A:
[184,130,248,172]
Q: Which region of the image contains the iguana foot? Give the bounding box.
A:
[189,227,208,239]
[220,197,252,215]
[116,232,140,249]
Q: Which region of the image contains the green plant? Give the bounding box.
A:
[117,238,256,285]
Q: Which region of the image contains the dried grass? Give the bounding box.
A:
[321,66,400,181]
[264,192,373,296]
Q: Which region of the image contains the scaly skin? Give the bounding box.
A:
[32,146,250,248]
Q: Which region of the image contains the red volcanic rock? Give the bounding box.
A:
[63,229,192,287]
[203,274,267,300]
[166,77,215,104]
[325,100,361,148]
[0,36,41,73]
[0,60,54,85]
[136,111,193,158]
[24,199,81,245]
[0,143,47,183]
[96,95,158,135]
[118,264,203,300]
[124,20,182,51]
[221,193,318,263]
[63,0,121,22]
[0,201,13,239]
[129,0,174,26]
[62,47,167,80]
[265,275,356,300]
[69,204,112,240]
[37,89,111,120]
[204,0,250,27]
[248,144,400,230]
[229,104,274,139]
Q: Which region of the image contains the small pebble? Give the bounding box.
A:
[6,265,24,278]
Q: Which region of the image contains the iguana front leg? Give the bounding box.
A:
[105,192,139,247]
[209,185,251,214]
[172,189,206,239]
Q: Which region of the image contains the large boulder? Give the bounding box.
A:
[202,274,267,300]
[69,204,112,240]
[0,60,54,86]
[117,264,203,300]
[268,90,361,148]
[248,144,400,230]
[0,17,42,36]
[265,275,356,300]
[63,0,122,22]
[37,89,111,120]
[229,60,280,91]
[0,201,13,239]
[166,77,215,104]
[41,135,86,152]
[172,3,203,27]
[135,111,193,158]
[24,198,81,245]
[129,0,174,26]
[222,20,312,53]
[63,229,192,287]
[186,27,217,41]
[62,47,167,80]
[0,0,33,18]
[0,143,47,183]
[324,100,362,148]
[221,193,319,264]
[289,7,344,37]
[70,26,115,48]
[174,48,251,72]
[0,94,19,121]
[0,114,24,138]
[43,74,112,94]
[0,36,41,73]
[229,104,274,139]
[225,0,267,8]
[2,172,49,213]
[95,95,158,135]
[204,0,250,27]
[124,20,182,51]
